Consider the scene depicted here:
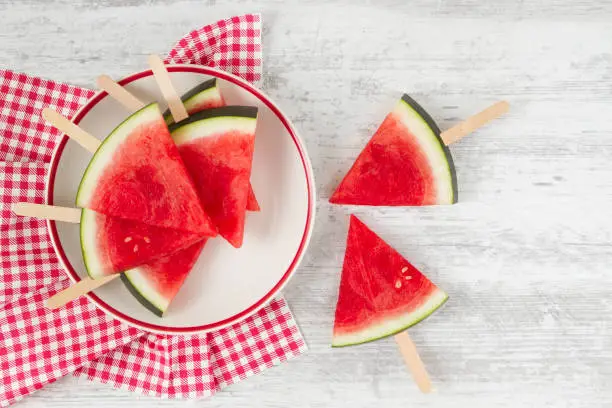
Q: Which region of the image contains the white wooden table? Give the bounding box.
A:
[2,1,612,406]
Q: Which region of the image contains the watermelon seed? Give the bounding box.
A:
[124,237,132,243]
[395,279,402,289]
[401,266,408,274]
[133,244,139,252]
[404,275,413,280]
[144,237,151,243]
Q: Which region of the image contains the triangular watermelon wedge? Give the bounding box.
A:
[80,209,205,278]
[76,103,216,236]
[169,106,258,248]
[121,240,207,317]
[163,78,260,212]
[332,215,448,347]
[330,95,458,206]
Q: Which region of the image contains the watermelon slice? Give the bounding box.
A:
[332,215,448,347]
[121,240,206,317]
[80,209,204,278]
[76,103,216,236]
[169,106,258,248]
[164,78,260,212]
[330,94,458,206]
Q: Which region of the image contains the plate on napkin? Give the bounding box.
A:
[46,65,315,334]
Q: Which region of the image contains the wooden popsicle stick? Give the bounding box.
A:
[147,54,188,123]
[46,274,120,309]
[41,108,101,154]
[394,331,432,393]
[12,202,81,223]
[440,100,510,145]
[96,75,146,112]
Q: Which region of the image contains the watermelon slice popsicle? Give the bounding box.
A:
[168,106,258,248]
[42,105,216,237]
[49,239,206,316]
[35,106,215,311]
[98,75,259,248]
[330,96,509,206]
[12,203,206,314]
[332,215,448,393]
[97,74,260,212]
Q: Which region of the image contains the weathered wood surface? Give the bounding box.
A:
[1,0,611,406]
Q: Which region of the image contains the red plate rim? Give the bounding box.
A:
[46,65,315,334]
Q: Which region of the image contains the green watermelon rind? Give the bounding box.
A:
[182,78,217,101]
[169,106,258,145]
[75,103,160,209]
[80,208,104,279]
[163,78,221,125]
[331,288,449,348]
[398,94,458,204]
[120,269,167,317]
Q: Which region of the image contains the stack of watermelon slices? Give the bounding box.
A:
[77,80,260,316]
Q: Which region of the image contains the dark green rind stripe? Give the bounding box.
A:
[168,106,258,133]
[120,273,164,317]
[331,293,449,348]
[163,78,218,123]
[400,94,458,204]
[400,94,442,135]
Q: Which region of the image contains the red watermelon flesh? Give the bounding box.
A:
[165,79,260,212]
[246,185,260,211]
[80,209,205,278]
[187,102,260,213]
[121,240,207,316]
[170,106,258,248]
[76,103,216,236]
[330,94,457,206]
[332,215,448,347]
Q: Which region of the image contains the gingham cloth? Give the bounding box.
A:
[0,14,306,407]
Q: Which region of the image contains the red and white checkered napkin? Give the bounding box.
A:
[0,14,306,407]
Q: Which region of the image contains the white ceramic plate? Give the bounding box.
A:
[47,65,315,334]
